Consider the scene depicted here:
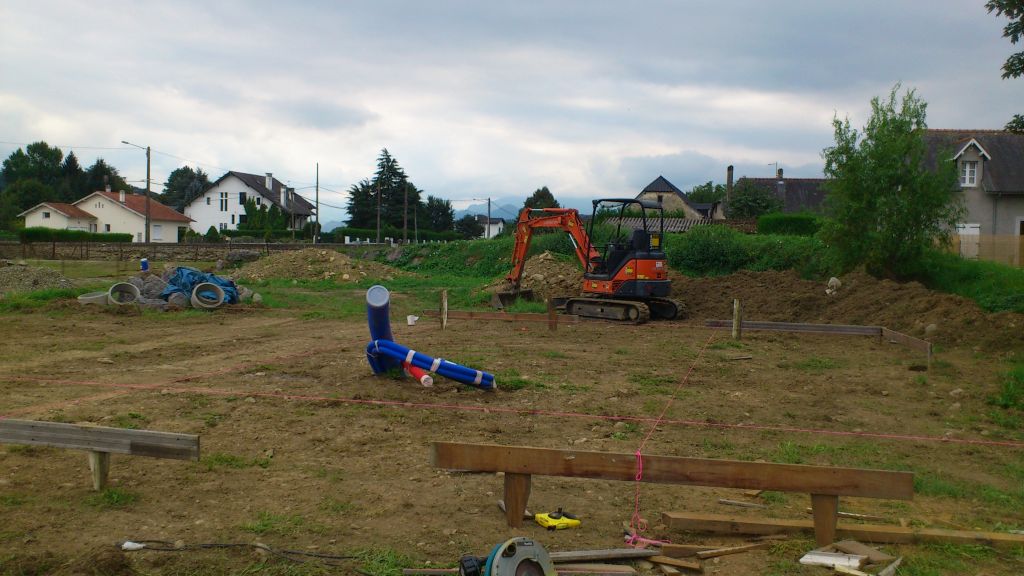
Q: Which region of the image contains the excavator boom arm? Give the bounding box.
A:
[505,207,601,289]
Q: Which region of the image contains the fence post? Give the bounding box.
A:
[732,299,742,340]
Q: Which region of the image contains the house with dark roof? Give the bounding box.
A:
[734,169,827,214]
[473,214,505,239]
[634,175,724,219]
[923,130,1024,259]
[184,171,316,233]
[19,188,192,243]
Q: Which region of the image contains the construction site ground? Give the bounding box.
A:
[1,254,1023,575]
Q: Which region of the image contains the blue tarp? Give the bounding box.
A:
[159,267,239,304]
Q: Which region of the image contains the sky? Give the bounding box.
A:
[1,1,1020,223]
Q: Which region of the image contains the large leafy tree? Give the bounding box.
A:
[2,141,64,192]
[0,179,49,229]
[58,151,87,201]
[725,180,782,219]
[345,179,376,228]
[454,214,484,239]
[423,195,454,231]
[986,1,1024,130]
[162,166,211,211]
[686,181,726,203]
[822,85,963,279]
[346,149,429,238]
[523,186,559,209]
[83,158,129,194]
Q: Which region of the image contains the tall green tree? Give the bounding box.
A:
[454,214,484,239]
[2,141,63,192]
[822,85,963,279]
[986,1,1024,129]
[345,149,429,235]
[83,158,129,194]
[161,166,211,211]
[725,180,782,219]
[345,179,376,228]
[523,186,559,209]
[0,179,49,229]
[423,195,454,231]
[58,151,87,201]
[686,181,726,203]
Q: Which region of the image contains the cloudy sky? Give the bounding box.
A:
[1,1,1019,221]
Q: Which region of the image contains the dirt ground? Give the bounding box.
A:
[1,267,1023,575]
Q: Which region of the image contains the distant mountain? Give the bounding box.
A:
[453,201,522,222]
[320,220,346,232]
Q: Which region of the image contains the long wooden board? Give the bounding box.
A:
[431,442,913,500]
[0,419,199,460]
[705,320,882,336]
[662,512,1024,549]
[421,309,581,324]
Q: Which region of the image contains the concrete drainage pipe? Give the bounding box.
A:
[191,283,225,309]
[107,282,141,305]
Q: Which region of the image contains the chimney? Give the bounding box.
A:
[777,167,784,179]
[119,189,125,203]
[104,175,110,193]
[726,165,734,204]
[265,172,273,191]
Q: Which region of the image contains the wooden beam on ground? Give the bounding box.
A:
[705,320,882,337]
[0,419,199,460]
[662,512,1024,549]
[431,442,914,500]
[656,544,719,558]
[694,542,769,559]
[549,549,658,563]
[649,555,703,571]
[422,309,581,325]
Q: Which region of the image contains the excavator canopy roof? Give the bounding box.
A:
[592,198,663,210]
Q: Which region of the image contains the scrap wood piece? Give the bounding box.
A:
[804,507,887,522]
[832,540,895,563]
[657,565,682,576]
[798,551,867,568]
[695,542,769,559]
[549,549,658,563]
[662,512,1024,549]
[742,489,763,497]
[719,498,767,509]
[648,555,702,572]
[877,557,903,576]
[834,567,871,576]
[656,544,719,558]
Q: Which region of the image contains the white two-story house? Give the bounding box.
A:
[184,171,315,233]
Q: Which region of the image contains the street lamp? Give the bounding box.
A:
[122,140,151,243]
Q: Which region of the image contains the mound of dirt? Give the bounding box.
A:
[486,251,582,301]
[0,264,75,294]
[671,268,1024,351]
[234,248,401,282]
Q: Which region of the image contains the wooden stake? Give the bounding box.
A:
[88,450,110,491]
[732,299,742,340]
[547,299,557,332]
[810,493,840,546]
[440,290,448,331]
[503,472,531,528]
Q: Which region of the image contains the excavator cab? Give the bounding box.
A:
[583,199,664,279]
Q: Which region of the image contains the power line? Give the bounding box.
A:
[0,140,133,151]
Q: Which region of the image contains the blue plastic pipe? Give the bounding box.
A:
[366,339,496,390]
[366,285,400,372]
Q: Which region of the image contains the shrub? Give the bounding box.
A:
[757,213,822,236]
[204,226,221,241]
[916,250,1024,313]
[18,227,132,243]
[665,225,751,275]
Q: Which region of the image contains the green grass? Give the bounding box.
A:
[782,357,843,371]
[919,250,1024,313]
[111,412,148,429]
[0,285,107,312]
[990,363,1024,410]
[242,511,310,536]
[0,494,28,506]
[354,548,416,576]
[319,498,355,514]
[495,369,546,390]
[85,487,138,509]
[200,452,272,471]
[628,371,677,394]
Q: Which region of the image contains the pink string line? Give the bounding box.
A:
[629,332,718,540]
[4,374,1024,449]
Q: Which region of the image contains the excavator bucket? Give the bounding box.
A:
[491,288,535,310]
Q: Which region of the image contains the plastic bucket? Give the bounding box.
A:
[191,282,225,309]
[77,291,109,305]
[107,282,141,305]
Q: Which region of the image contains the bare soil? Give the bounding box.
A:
[1,269,1023,575]
[234,248,403,283]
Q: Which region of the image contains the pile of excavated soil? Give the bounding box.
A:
[234,248,401,282]
[486,251,583,302]
[671,268,1023,351]
[0,264,75,294]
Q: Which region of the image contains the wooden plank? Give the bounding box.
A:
[88,451,109,491]
[656,544,719,558]
[431,442,914,500]
[705,320,882,337]
[810,493,839,546]
[503,472,531,529]
[555,564,636,575]
[694,542,769,559]
[549,549,658,563]
[0,419,199,460]
[662,512,1024,549]
[657,565,681,576]
[877,557,902,576]
[422,310,581,324]
[718,498,766,509]
[648,555,702,571]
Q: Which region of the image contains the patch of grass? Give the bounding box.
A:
[355,548,416,576]
[628,371,677,394]
[918,249,1024,313]
[111,412,148,429]
[784,357,843,371]
[0,286,106,312]
[899,542,1000,576]
[558,383,591,392]
[319,498,355,514]
[6,445,47,456]
[0,494,28,506]
[242,511,308,536]
[200,452,270,471]
[543,350,568,359]
[85,487,138,509]
[915,374,929,385]
[989,363,1024,410]
[495,369,545,391]
[761,491,788,505]
[709,340,747,350]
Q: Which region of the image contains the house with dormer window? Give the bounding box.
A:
[924,129,1024,262]
[184,171,315,233]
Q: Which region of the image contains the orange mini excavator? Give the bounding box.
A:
[499,198,683,323]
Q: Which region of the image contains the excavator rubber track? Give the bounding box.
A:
[565,297,651,324]
[647,297,686,320]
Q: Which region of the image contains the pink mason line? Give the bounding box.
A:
[3,375,1024,449]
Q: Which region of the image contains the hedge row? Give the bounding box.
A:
[18,227,133,243]
[663,225,840,278]
[756,212,822,236]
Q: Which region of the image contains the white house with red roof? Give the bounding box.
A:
[19,187,192,243]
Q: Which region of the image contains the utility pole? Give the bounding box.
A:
[376,179,382,244]
[121,140,151,242]
[486,197,491,239]
[403,179,408,244]
[414,205,418,243]
[314,162,319,244]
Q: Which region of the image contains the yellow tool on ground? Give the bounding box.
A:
[534,507,581,530]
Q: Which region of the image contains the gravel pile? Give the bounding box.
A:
[0,264,75,295]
